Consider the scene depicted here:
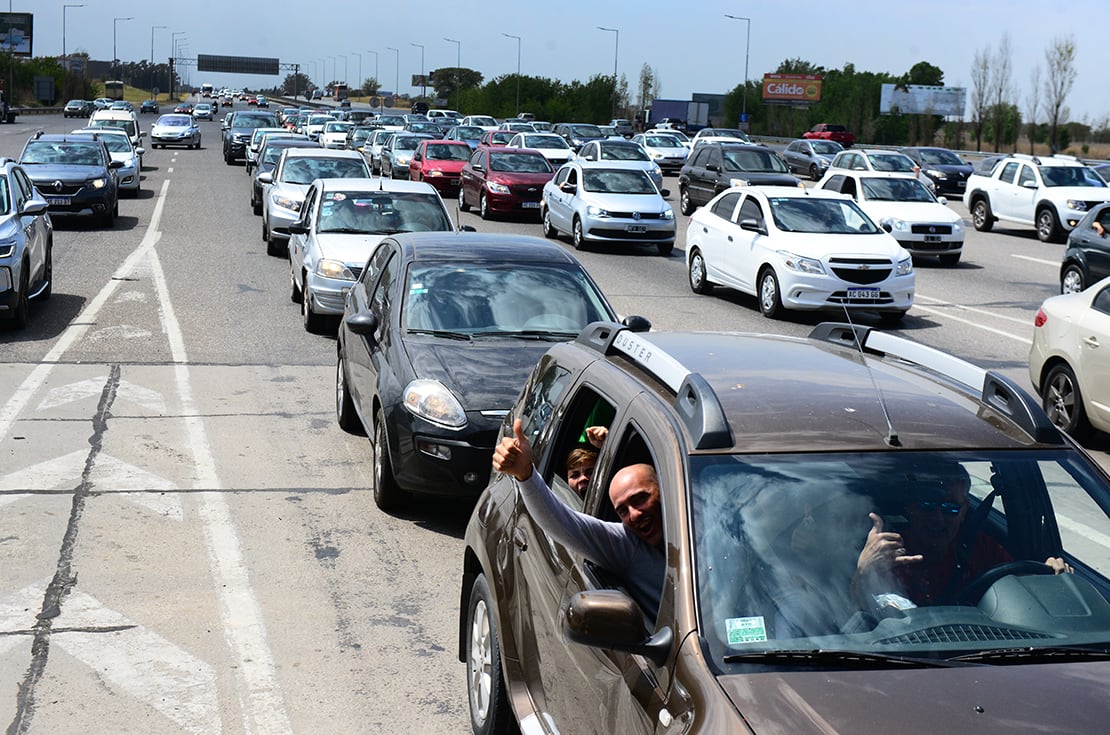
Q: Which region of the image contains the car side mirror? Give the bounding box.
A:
[344,310,379,336]
[561,182,577,193]
[706,163,720,173]
[880,221,894,233]
[135,147,146,156]
[739,218,766,235]
[471,164,484,172]
[288,221,308,235]
[563,590,673,667]
[459,224,477,232]
[258,172,274,184]
[108,160,124,169]
[1022,180,1037,189]
[22,198,49,216]
[937,196,948,205]
[659,189,670,198]
[621,314,652,332]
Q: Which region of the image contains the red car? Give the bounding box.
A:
[478,130,514,148]
[802,123,856,147]
[173,102,194,114]
[458,147,555,220]
[409,140,472,195]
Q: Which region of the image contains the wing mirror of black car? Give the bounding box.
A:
[344,310,379,336]
[288,221,309,235]
[706,163,720,173]
[563,590,673,667]
[108,160,124,169]
[879,220,894,233]
[659,189,670,198]
[459,224,477,232]
[621,314,652,332]
[739,218,766,235]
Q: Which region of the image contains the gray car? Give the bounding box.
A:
[0,160,53,329]
[380,134,434,179]
[782,138,844,180]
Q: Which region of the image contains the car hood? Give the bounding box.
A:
[403,338,553,410]
[858,200,963,224]
[314,233,388,265]
[152,124,195,134]
[22,163,107,182]
[717,663,1110,734]
[1046,186,1110,201]
[572,190,670,212]
[420,160,467,174]
[491,171,555,186]
[920,163,973,176]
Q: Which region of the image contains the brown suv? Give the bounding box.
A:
[459,321,1110,734]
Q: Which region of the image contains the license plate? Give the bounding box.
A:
[47,197,71,207]
[924,235,942,243]
[450,178,460,185]
[625,224,646,233]
[521,202,540,209]
[847,288,880,300]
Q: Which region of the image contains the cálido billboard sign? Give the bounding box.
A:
[762,74,821,105]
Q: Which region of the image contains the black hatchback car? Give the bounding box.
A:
[1060,202,1110,293]
[335,232,648,510]
[901,146,974,197]
[679,142,800,215]
[18,132,122,227]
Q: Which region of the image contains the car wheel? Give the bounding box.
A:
[266,235,284,257]
[479,193,491,220]
[541,207,557,238]
[372,408,408,511]
[679,186,694,216]
[656,241,674,256]
[688,249,713,294]
[466,574,513,735]
[809,163,819,181]
[938,252,961,266]
[1061,264,1085,294]
[7,262,29,329]
[335,348,362,434]
[572,217,590,251]
[971,198,993,232]
[758,268,783,319]
[458,186,470,212]
[252,192,262,216]
[302,286,326,334]
[1037,207,1063,243]
[289,263,302,304]
[1042,363,1091,439]
[41,244,53,300]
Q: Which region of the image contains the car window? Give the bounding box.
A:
[518,358,574,453]
[1018,165,1037,187]
[738,196,764,224]
[1000,161,1020,184]
[768,197,880,234]
[319,191,451,234]
[600,144,648,162]
[710,192,741,221]
[861,177,933,202]
[489,152,551,173]
[581,169,655,194]
[1041,165,1105,188]
[369,251,398,326]
[723,148,787,174]
[280,157,368,184]
[820,174,845,193]
[1093,285,1110,316]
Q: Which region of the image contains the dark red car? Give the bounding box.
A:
[173,102,194,114]
[802,123,856,147]
[478,130,514,148]
[458,147,555,220]
[409,140,471,196]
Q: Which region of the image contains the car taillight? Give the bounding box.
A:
[1034,308,1047,328]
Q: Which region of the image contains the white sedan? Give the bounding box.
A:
[815,171,965,265]
[684,186,914,320]
[1029,277,1110,438]
[506,133,575,166]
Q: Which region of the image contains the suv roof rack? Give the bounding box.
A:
[809,323,1063,444]
[576,322,732,450]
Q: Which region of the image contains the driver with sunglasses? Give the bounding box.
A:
[852,465,1070,608]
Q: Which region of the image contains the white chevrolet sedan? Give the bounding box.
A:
[684,186,914,320]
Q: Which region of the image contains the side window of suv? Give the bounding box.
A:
[1018,165,1036,187]
[518,357,573,450]
[1000,161,1020,184]
[542,384,619,509]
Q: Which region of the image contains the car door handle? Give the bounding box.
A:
[727,235,733,242]
[512,528,528,552]
[1083,336,1100,348]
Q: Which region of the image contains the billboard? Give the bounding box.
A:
[880,84,967,117]
[196,54,279,76]
[0,12,33,57]
[762,74,821,105]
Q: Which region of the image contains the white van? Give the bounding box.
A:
[89,109,142,151]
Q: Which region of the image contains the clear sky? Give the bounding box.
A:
[28,0,1107,124]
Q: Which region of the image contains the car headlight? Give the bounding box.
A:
[777,249,826,275]
[0,241,16,258]
[396,154,412,165]
[729,178,751,187]
[649,150,664,159]
[952,220,964,233]
[885,218,909,231]
[895,257,914,276]
[90,177,108,189]
[272,195,302,212]
[1066,199,1088,212]
[586,205,610,217]
[486,181,510,194]
[925,168,947,179]
[426,169,444,177]
[315,259,356,280]
[403,378,467,428]
[661,208,674,220]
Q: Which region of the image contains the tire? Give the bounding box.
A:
[266,235,285,257]
[7,263,29,329]
[970,198,993,232]
[809,163,819,181]
[1037,207,1063,243]
[302,287,327,334]
[679,186,694,216]
[458,186,470,212]
[479,192,491,220]
[465,575,513,735]
[758,268,783,318]
[41,245,53,300]
[252,193,262,216]
[656,241,674,256]
[541,207,557,238]
[688,249,713,294]
[372,408,408,510]
[289,264,303,303]
[1061,264,1085,294]
[100,203,115,228]
[335,349,362,434]
[1042,363,1091,439]
[938,252,961,266]
[572,217,589,251]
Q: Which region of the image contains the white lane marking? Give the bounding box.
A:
[37,377,167,413]
[1056,514,1110,551]
[147,240,294,734]
[912,303,1033,345]
[915,294,1033,326]
[1012,254,1060,267]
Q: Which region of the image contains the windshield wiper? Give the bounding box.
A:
[406,329,471,341]
[470,329,579,341]
[948,646,1110,665]
[724,649,953,669]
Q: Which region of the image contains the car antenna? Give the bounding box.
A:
[841,306,901,447]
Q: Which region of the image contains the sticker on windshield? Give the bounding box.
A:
[725,616,767,644]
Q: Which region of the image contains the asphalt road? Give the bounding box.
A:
[1,110,1107,734]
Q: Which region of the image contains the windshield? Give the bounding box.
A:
[489,153,552,173]
[280,156,368,184]
[570,125,603,138]
[156,115,192,127]
[424,144,470,161]
[453,127,483,141]
[1041,166,1107,187]
[692,450,1110,672]
[524,136,569,150]
[860,177,936,202]
[236,116,276,129]
[97,135,131,153]
[403,264,611,334]
[723,148,788,173]
[810,140,843,155]
[21,141,102,166]
[581,169,656,194]
[599,144,649,162]
[394,137,426,152]
[868,153,917,172]
[317,190,451,234]
[769,197,883,234]
[469,116,497,127]
[918,149,964,166]
[644,135,683,149]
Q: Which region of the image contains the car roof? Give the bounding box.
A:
[280,148,363,159]
[314,177,439,194]
[396,232,584,265]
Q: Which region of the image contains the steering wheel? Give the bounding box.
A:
[951,560,1055,605]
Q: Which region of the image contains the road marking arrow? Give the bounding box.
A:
[37,377,167,413]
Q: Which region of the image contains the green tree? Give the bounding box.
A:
[429,67,483,101]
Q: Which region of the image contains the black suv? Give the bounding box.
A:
[222,110,279,164]
[460,320,1110,735]
[679,142,800,215]
[18,132,121,226]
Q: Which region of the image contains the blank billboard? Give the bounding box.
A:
[197,54,279,76]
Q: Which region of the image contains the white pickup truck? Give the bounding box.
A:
[963,153,1110,243]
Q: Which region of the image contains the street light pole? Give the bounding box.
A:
[62,4,84,74]
[724,14,752,121]
[387,47,399,104]
[368,50,379,92]
[444,38,460,111]
[501,33,521,116]
[170,31,186,99]
[352,52,362,94]
[596,26,619,119]
[151,25,166,68]
[410,42,424,100]
[113,16,134,82]
[341,54,348,84]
